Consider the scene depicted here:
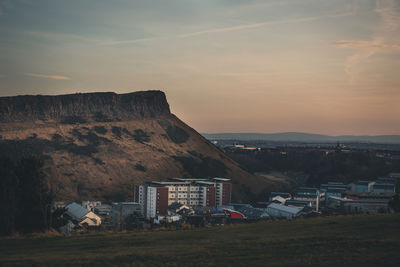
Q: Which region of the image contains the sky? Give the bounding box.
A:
[0,0,399,135]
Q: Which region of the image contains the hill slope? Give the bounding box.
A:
[1,214,399,266]
[0,91,260,201]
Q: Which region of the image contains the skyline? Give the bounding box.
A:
[0,0,399,135]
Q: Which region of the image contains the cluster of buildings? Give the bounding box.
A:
[134,177,232,220]
[53,177,234,232]
[52,173,399,233]
[266,173,399,218]
[54,201,143,233]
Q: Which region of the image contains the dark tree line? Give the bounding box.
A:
[0,156,53,235]
[227,148,400,186]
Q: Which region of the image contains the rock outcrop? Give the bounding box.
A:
[0,91,264,202]
[0,91,170,123]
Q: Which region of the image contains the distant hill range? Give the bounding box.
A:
[202,132,400,144]
[0,91,262,201]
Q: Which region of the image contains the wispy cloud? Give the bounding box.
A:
[24,73,71,80]
[105,12,353,45]
[334,40,400,50]
[335,0,400,84]
[102,36,167,46]
[179,13,352,38]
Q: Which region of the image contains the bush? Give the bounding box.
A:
[93,126,107,134]
[166,126,189,144]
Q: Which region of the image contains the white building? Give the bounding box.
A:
[135,178,232,220]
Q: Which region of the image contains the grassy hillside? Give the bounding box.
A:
[1,214,400,266]
[0,93,264,202]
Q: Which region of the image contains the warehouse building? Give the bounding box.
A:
[266,203,303,219]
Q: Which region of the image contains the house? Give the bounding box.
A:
[65,202,102,226]
[269,192,291,201]
[271,196,287,204]
[266,203,303,219]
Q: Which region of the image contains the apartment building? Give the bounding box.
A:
[134,178,232,219]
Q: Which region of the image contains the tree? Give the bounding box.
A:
[0,156,53,235]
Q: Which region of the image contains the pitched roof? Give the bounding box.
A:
[65,202,90,220]
[267,203,303,215]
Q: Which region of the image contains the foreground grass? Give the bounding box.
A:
[1,214,400,266]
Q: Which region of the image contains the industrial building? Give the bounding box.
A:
[134,177,232,219]
[266,203,304,219]
[326,194,393,213]
[320,182,348,198]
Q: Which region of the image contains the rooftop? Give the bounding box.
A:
[65,202,90,220]
[267,203,303,214]
[150,181,191,185]
[169,178,209,181]
[212,178,231,182]
[197,181,216,185]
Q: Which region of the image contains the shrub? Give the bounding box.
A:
[166,126,189,144]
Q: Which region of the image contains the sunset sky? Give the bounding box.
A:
[0,0,399,135]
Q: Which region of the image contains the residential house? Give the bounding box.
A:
[65,202,102,226]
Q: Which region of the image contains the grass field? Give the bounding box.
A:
[1,214,400,266]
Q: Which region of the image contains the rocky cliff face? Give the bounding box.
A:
[0,91,266,202]
[0,91,170,123]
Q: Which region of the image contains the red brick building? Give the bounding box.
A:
[134,178,232,219]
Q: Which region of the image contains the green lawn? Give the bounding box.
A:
[1,214,400,266]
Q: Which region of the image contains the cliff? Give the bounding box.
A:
[0,91,265,202]
[0,91,170,123]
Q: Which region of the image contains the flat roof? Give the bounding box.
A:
[298,186,318,190]
[357,181,372,185]
[170,178,209,181]
[286,200,309,204]
[150,181,191,185]
[212,177,231,181]
[197,181,215,185]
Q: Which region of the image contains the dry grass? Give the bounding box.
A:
[1,213,400,266]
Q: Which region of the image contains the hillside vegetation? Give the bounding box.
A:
[0,91,263,201]
[1,214,399,266]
